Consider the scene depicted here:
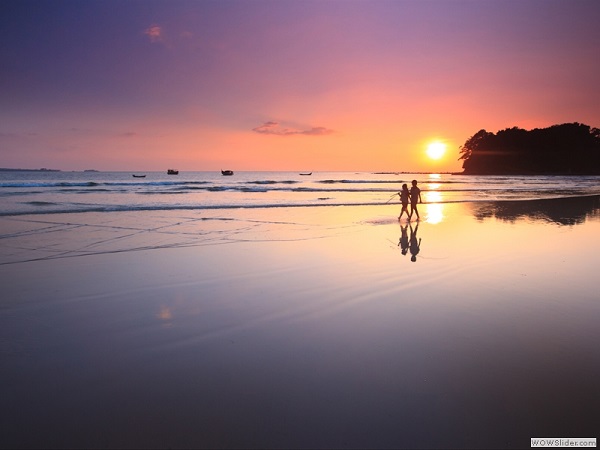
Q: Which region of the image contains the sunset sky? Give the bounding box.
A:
[2,0,599,172]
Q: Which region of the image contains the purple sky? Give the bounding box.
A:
[1,0,599,171]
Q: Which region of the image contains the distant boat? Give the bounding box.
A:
[299,172,312,176]
[167,169,179,175]
[221,170,234,176]
[132,174,146,178]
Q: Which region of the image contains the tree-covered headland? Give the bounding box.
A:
[459,123,600,175]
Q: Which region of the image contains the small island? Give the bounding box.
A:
[0,167,61,172]
[459,122,600,175]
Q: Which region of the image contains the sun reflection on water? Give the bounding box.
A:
[424,183,444,224]
[425,191,442,203]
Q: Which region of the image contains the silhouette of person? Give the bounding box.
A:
[398,183,410,220]
[409,222,421,262]
[409,179,422,221]
[398,224,409,255]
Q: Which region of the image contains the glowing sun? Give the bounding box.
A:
[426,142,447,160]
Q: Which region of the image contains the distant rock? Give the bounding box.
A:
[0,167,61,172]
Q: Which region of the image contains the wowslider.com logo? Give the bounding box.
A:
[531,438,596,448]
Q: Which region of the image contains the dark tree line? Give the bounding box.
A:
[459,123,600,175]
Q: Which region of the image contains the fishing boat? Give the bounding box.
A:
[167,169,179,175]
[132,174,146,178]
[299,172,312,176]
[221,170,234,176]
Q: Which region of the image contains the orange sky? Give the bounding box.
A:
[2,1,599,172]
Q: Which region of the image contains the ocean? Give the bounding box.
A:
[2,170,600,216]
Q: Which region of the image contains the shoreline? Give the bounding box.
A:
[1,195,599,267]
[1,193,599,219]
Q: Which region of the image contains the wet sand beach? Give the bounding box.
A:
[1,197,599,449]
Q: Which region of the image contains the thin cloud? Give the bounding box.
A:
[252,121,334,136]
[144,25,163,43]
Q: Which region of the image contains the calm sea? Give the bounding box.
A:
[1,170,600,216]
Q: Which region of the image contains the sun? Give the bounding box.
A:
[426,142,447,160]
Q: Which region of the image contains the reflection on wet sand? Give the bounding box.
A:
[397,222,422,262]
[409,223,421,262]
[398,224,409,255]
[2,200,600,449]
[425,203,444,224]
[471,195,600,226]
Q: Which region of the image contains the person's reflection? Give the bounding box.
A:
[409,222,421,262]
[398,224,409,255]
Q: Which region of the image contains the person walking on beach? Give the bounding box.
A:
[398,183,410,220]
[409,179,422,221]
